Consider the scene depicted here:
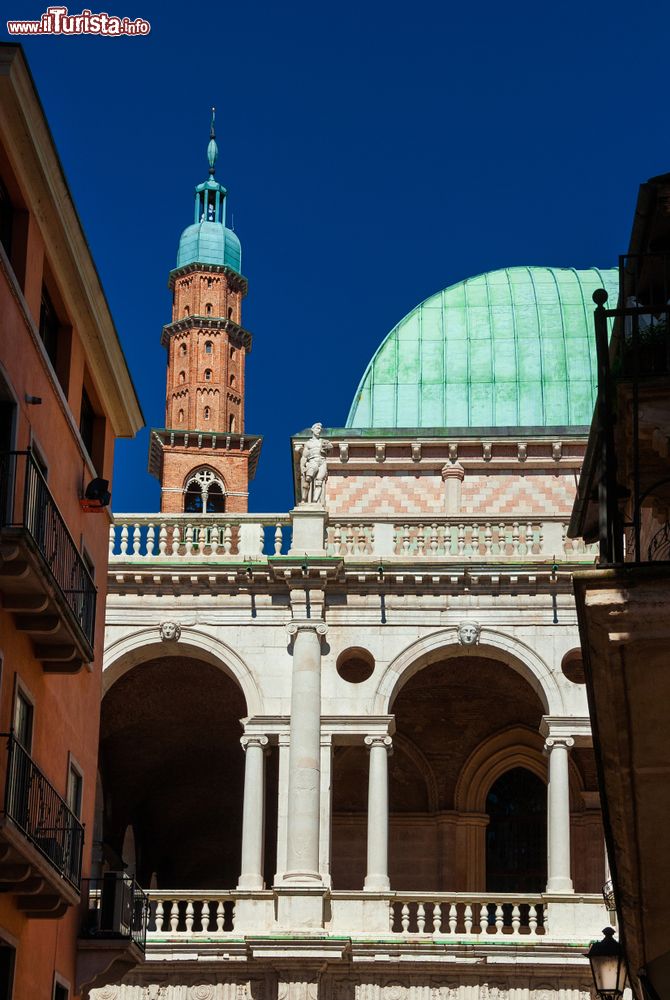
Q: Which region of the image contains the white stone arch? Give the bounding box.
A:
[102,626,262,716]
[372,626,565,716]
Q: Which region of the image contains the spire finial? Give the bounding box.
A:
[207,106,218,176]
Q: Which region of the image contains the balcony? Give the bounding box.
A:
[130,888,606,960]
[78,874,149,996]
[0,733,83,917]
[0,450,96,671]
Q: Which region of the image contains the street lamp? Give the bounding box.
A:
[586,927,627,999]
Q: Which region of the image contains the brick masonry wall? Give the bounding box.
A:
[325,466,578,518]
[160,447,250,513]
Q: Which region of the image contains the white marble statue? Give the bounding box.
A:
[299,422,332,505]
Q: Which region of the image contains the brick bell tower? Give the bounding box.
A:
[149,110,261,513]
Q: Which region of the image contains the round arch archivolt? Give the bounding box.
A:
[454,724,585,813]
[102,627,262,716]
[372,627,564,716]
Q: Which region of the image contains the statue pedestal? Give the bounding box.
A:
[289,505,327,556]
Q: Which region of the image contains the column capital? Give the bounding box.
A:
[364,734,393,752]
[287,619,328,638]
[241,734,269,752]
[544,735,575,753]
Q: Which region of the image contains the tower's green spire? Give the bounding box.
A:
[207,106,218,177]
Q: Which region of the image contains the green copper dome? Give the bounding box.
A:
[176,110,242,274]
[346,266,619,430]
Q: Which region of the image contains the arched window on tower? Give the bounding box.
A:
[230,347,236,361]
[179,371,186,384]
[485,767,546,893]
[205,341,213,354]
[206,303,212,315]
[229,414,236,433]
[204,369,212,381]
[184,468,226,514]
[228,306,233,320]
[204,406,210,420]
[229,373,236,387]
[183,306,190,317]
[178,409,184,423]
[179,343,187,356]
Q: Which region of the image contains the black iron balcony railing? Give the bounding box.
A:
[592,252,670,564]
[81,873,149,952]
[0,449,96,646]
[2,732,84,890]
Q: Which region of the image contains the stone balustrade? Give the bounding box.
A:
[109,514,596,563]
[142,890,606,944]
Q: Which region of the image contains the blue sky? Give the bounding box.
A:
[9,0,669,512]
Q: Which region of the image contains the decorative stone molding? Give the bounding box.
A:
[482,442,492,462]
[339,442,349,463]
[448,443,458,463]
[375,443,386,464]
[457,621,481,646]
[159,621,181,642]
[411,443,421,463]
[517,442,528,463]
[552,441,562,462]
[440,461,465,482]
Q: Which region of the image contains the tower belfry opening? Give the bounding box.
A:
[147,109,262,513]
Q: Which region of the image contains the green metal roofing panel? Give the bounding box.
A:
[346,266,619,430]
[176,222,242,273]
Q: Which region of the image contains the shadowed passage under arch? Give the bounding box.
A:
[99,655,277,889]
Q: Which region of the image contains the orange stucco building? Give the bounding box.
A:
[0,44,142,999]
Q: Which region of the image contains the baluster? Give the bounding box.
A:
[472,523,480,556]
[201,899,210,933]
[430,523,439,555]
[457,523,465,555]
[199,524,207,556]
[537,523,544,555]
[108,524,116,557]
[120,523,128,556]
[480,903,488,935]
[402,525,410,554]
[484,522,492,555]
[132,523,141,556]
[464,903,473,935]
[223,524,232,555]
[216,900,225,932]
[495,904,504,934]
[561,522,569,555]
[417,524,425,556]
[389,902,395,932]
[498,521,506,555]
[155,899,164,932]
[511,904,521,936]
[274,523,283,555]
[417,902,425,933]
[147,523,155,556]
[333,523,342,554]
[185,899,194,933]
[159,523,167,556]
[230,899,235,931]
[448,903,457,934]
[433,902,441,934]
[358,526,367,554]
[170,899,179,933]
[528,904,538,935]
[401,902,410,933]
[185,523,194,556]
[525,521,532,554]
[210,524,220,555]
[512,521,520,554]
[346,525,355,555]
[171,524,180,557]
[369,524,375,553]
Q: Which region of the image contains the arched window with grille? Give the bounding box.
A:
[183,468,226,514]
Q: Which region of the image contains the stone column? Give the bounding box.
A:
[364,734,392,891]
[442,460,465,514]
[238,734,268,890]
[273,732,291,884]
[284,620,327,884]
[544,735,574,893]
[319,733,333,886]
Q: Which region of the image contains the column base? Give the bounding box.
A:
[281,869,324,886]
[237,873,265,890]
[363,874,390,892]
[275,885,328,930]
[545,876,574,893]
